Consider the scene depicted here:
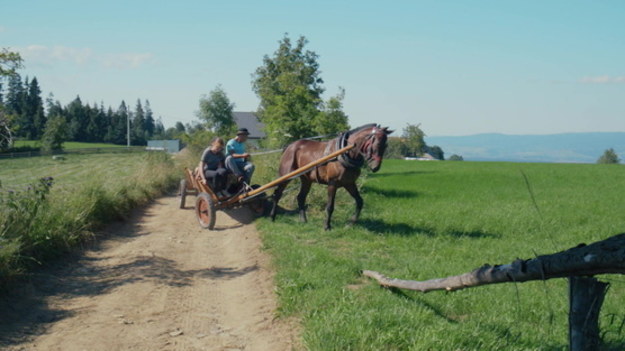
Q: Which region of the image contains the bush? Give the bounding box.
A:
[449,154,464,161]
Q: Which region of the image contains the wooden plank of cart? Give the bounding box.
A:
[179,144,355,230]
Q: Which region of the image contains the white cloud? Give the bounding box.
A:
[579,75,625,84]
[101,52,154,69]
[16,45,153,69]
[18,45,93,65]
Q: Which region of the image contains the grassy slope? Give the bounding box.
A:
[255,159,625,350]
[0,153,148,190]
[0,152,179,282]
[12,140,128,149]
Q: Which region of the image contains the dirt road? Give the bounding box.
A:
[0,195,298,351]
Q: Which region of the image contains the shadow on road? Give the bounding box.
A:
[0,196,258,348]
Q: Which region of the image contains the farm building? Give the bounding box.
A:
[405,153,439,161]
[232,112,265,140]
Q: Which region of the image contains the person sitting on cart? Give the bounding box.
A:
[199,137,229,195]
[225,128,255,184]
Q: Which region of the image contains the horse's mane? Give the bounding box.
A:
[347,123,378,135]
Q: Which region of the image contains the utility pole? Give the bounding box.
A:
[127,111,130,147]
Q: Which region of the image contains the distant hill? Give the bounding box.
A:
[425,132,625,163]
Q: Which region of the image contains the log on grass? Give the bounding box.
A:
[362,233,625,293]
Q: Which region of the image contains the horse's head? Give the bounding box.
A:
[357,125,393,172]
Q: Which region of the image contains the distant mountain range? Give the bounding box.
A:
[425,132,625,163]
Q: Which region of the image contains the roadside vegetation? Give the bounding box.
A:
[253,157,625,350]
[0,151,179,285]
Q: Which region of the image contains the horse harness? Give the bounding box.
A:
[313,127,381,182]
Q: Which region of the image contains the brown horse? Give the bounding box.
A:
[270,124,393,230]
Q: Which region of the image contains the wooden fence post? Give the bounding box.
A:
[568,276,609,351]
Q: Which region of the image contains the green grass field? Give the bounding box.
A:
[0,152,151,191]
[11,140,128,150]
[254,159,625,350]
[0,151,179,282]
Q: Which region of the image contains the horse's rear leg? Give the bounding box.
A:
[297,179,312,223]
[324,184,338,231]
[270,181,289,222]
[344,183,363,224]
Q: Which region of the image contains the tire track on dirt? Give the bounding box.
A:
[0,195,298,351]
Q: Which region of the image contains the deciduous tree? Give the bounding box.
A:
[252,34,325,146]
[40,115,67,153]
[313,87,350,136]
[196,85,236,136]
[402,123,426,157]
[0,48,23,77]
[597,148,620,164]
[0,49,23,150]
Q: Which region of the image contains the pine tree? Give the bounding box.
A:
[85,104,99,142]
[144,100,155,139]
[25,77,45,139]
[104,106,116,143]
[114,101,129,145]
[45,93,64,122]
[132,99,146,145]
[66,96,87,141]
[5,73,25,135]
[153,117,165,138]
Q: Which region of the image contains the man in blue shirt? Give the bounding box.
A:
[225,128,255,184]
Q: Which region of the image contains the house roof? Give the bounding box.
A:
[232,112,265,139]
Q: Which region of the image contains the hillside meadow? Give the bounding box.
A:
[0,151,180,282]
[253,158,625,350]
[11,140,130,150]
[3,147,624,349]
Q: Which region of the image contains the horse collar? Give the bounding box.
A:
[337,131,365,169]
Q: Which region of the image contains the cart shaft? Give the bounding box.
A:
[224,143,355,206]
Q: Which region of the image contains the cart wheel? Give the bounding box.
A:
[195,192,216,230]
[179,179,188,209]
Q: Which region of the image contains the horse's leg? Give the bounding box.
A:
[344,182,363,224]
[270,181,289,222]
[324,183,338,231]
[297,179,312,223]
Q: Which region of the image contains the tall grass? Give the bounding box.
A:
[0,152,179,284]
[254,158,625,350]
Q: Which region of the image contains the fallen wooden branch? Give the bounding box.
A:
[363,233,625,293]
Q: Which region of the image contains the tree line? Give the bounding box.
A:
[196,34,446,160]
[0,48,170,152]
[1,73,166,150]
[3,36,449,159]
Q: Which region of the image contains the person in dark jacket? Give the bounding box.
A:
[199,137,229,194]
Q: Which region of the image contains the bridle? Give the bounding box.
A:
[337,126,386,169]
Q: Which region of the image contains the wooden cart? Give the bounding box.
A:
[179,144,355,230]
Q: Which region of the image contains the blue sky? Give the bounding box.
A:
[2,0,624,136]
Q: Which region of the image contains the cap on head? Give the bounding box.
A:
[236,128,250,136]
